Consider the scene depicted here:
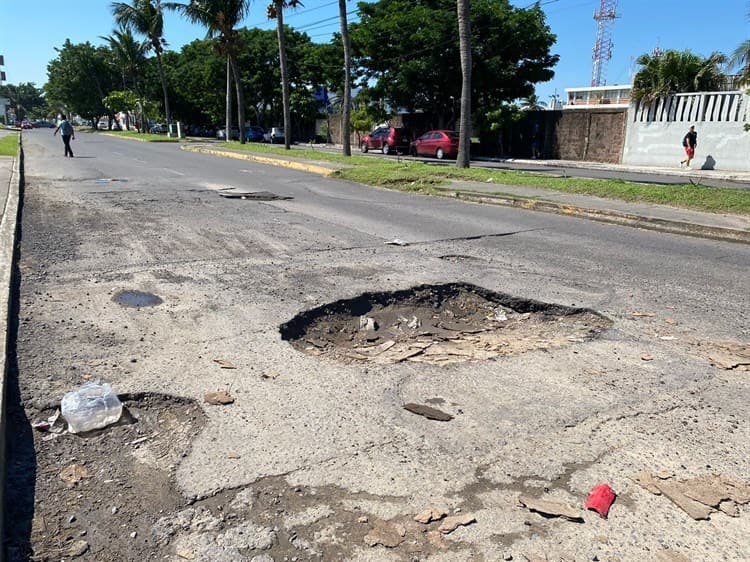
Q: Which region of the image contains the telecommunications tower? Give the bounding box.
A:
[591,0,618,87]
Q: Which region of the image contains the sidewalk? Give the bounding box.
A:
[182,143,750,244]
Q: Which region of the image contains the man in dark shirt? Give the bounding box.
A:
[680,125,697,169]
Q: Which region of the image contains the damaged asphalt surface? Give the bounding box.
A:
[5,130,750,561]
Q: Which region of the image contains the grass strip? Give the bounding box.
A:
[96,130,179,142]
[0,133,19,156]
[217,142,750,215]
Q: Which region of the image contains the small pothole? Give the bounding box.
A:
[280,283,612,365]
[114,290,163,308]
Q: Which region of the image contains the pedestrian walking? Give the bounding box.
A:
[679,125,697,169]
[54,115,75,157]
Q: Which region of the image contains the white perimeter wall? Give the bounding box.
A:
[622,91,750,171]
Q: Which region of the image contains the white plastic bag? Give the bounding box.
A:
[61,382,123,433]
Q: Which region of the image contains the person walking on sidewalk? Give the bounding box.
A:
[54,115,75,157]
[680,125,697,169]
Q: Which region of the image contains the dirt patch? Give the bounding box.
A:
[5,393,206,562]
[280,283,612,365]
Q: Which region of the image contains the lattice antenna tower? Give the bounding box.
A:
[591,0,618,86]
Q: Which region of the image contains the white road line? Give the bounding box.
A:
[165,169,186,176]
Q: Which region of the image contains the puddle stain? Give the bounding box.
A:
[114,290,163,308]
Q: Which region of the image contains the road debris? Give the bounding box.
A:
[385,238,409,246]
[59,464,90,486]
[66,539,90,557]
[630,311,656,318]
[631,473,750,520]
[518,495,583,522]
[585,483,616,519]
[706,342,750,371]
[438,513,476,534]
[403,403,454,421]
[363,520,406,547]
[61,381,123,433]
[414,506,448,524]
[204,390,235,405]
[641,353,654,361]
[212,359,237,369]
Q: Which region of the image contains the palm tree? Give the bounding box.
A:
[632,49,727,100]
[100,27,149,91]
[169,0,251,143]
[338,0,352,156]
[519,94,547,111]
[455,0,471,168]
[267,0,301,150]
[729,39,750,86]
[112,0,172,126]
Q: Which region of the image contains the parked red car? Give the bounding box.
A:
[360,126,411,155]
[410,130,460,159]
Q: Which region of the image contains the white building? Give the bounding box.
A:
[564,85,632,109]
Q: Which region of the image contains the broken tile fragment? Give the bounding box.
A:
[518,496,583,522]
[414,506,448,524]
[438,513,476,534]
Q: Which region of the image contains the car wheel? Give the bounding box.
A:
[361,143,368,153]
[381,143,391,155]
[436,148,445,159]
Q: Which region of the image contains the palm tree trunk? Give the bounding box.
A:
[275,1,292,150]
[339,0,352,156]
[154,49,172,127]
[229,50,246,145]
[456,0,472,168]
[226,56,232,141]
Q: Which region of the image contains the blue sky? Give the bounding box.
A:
[1,0,747,106]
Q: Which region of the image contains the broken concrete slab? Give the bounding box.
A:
[414,506,448,524]
[518,495,583,522]
[437,513,476,534]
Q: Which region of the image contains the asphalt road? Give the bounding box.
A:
[7,128,750,561]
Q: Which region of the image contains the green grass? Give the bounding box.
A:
[215,142,750,215]
[0,133,19,156]
[97,130,179,142]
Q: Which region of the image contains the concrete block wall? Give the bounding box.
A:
[622,92,750,171]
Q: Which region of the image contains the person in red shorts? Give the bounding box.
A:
[680,125,697,169]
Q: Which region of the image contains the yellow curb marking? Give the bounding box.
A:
[182,145,334,176]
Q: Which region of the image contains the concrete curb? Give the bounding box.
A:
[0,134,23,562]
[445,190,750,244]
[98,132,179,143]
[181,145,335,176]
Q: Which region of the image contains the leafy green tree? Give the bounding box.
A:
[632,50,727,100]
[0,82,45,122]
[112,0,173,125]
[45,40,118,127]
[729,39,750,85]
[169,0,252,143]
[351,0,557,131]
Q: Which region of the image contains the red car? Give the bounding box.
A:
[410,130,460,159]
[360,126,411,155]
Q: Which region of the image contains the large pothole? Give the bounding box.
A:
[280,283,612,365]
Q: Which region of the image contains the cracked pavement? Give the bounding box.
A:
[5,131,750,561]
